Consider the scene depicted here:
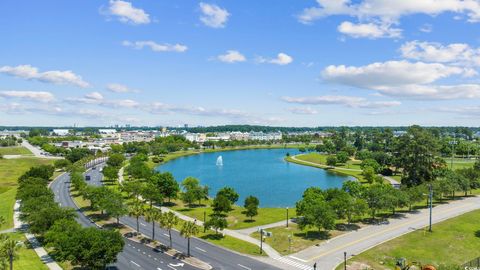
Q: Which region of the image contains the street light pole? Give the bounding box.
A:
[203,211,207,233]
[344,252,347,270]
[259,229,263,254]
[429,184,433,232]
[286,207,289,228]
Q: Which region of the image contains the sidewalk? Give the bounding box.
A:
[13,201,63,270]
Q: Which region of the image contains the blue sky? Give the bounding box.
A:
[1,0,480,127]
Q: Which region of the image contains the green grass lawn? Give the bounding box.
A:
[170,199,296,230]
[0,158,53,230]
[286,154,365,182]
[250,222,361,255]
[0,146,32,156]
[342,209,480,270]
[2,232,49,270]
[443,157,476,170]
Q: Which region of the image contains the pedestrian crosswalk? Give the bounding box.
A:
[273,256,313,270]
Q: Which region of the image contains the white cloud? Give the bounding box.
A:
[338,21,402,39]
[379,84,480,99]
[298,0,480,38]
[122,40,188,53]
[65,92,139,108]
[400,41,480,66]
[199,2,230,28]
[257,53,293,65]
[322,60,466,89]
[149,102,248,118]
[106,83,139,93]
[0,65,90,88]
[282,95,401,108]
[288,107,319,115]
[299,0,480,24]
[217,50,246,63]
[0,91,55,103]
[107,0,150,25]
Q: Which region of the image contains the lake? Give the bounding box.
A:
[156,148,353,207]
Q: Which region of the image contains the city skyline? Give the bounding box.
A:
[1,0,480,127]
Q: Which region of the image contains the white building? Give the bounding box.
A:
[52,129,70,136]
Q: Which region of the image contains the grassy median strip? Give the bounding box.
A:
[342,209,480,269]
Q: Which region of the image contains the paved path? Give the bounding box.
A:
[381,175,401,187]
[13,201,63,270]
[236,219,290,235]
[290,195,480,269]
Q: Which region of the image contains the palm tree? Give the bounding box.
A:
[145,208,162,241]
[128,201,144,234]
[160,212,179,248]
[2,238,20,270]
[180,221,199,256]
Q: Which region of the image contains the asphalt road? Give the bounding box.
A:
[51,172,199,270]
[53,165,281,270]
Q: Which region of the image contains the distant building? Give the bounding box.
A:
[98,129,117,135]
[52,129,70,136]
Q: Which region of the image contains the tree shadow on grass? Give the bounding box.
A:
[335,223,360,231]
[475,230,480,238]
[294,230,331,241]
[102,222,125,230]
[200,233,224,241]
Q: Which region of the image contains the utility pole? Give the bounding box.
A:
[429,184,433,232]
[450,135,457,169]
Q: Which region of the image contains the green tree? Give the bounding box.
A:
[180,221,200,256]
[54,159,71,169]
[107,153,125,167]
[145,208,162,241]
[336,151,349,164]
[1,237,20,270]
[128,201,144,233]
[204,215,227,234]
[102,190,127,225]
[74,228,124,269]
[244,196,259,221]
[102,165,119,181]
[363,184,389,219]
[212,195,232,215]
[141,182,163,208]
[151,172,180,203]
[181,177,208,206]
[160,212,179,248]
[296,188,336,232]
[44,219,82,262]
[326,156,337,167]
[216,187,239,204]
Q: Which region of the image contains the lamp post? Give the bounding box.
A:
[344,252,347,270]
[203,211,207,233]
[449,137,457,169]
[286,207,289,228]
[429,184,433,232]
[259,229,263,254]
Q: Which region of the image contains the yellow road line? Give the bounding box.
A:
[307,202,474,261]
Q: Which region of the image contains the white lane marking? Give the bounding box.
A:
[167,266,176,270]
[140,222,147,226]
[195,247,206,252]
[289,256,309,262]
[163,233,169,237]
[237,264,251,270]
[130,261,141,267]
[273,256,313,270]
[170,263,184,267]
[157,268,163,270]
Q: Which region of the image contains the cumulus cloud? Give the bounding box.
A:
[0,91,55,103]
[282,95,401,108]
[288,107,319,115]
[106,0,150,25]
[65,92,139,108]
[217,50,246,63]
[199,2,230,28]
[338,21,402,39]
[257,53,293,65]
[299,0,480,24]
[322,61,467,88]
[106,83,139,93]
[122,40,188,53]
[0,65,90,88]
[400,41,480,66]
[298,0,480,38]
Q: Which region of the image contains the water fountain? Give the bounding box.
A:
[216,155,223,166]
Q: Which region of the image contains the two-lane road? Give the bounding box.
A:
[51,172,200,270]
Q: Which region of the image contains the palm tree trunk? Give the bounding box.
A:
[187,237,190,256]
[9,255,13,270]
[169,230,172,248]
[152,220,155,240]
[136,216,139,233]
